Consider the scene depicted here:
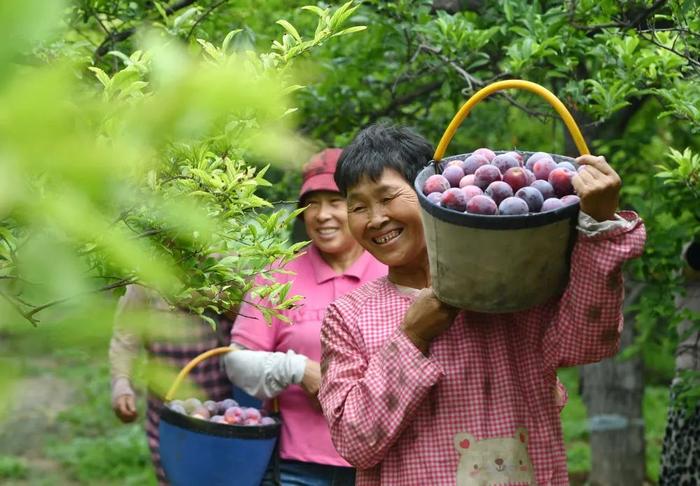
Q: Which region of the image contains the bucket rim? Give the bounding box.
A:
[160,405,280,439]
[415,151,579,230]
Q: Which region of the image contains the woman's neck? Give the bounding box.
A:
[319,244,365,274]
[387,252,431,289]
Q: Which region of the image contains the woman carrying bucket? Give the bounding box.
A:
[317,123,646,485]
[109,287,233,485]
[224,148,386,485]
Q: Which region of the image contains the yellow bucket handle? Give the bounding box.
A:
[433,80,590,163]
[165,346,279,413]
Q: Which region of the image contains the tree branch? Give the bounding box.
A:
[186,0,229,41]
[23,277,137,323]
[416,44,556,121]
[640,32,700,70]
[366,80,443,125]
[94,0,200,60]
[572,0,668,35]
[0,288,37,326]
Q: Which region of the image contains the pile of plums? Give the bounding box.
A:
[167,398,277,426]
[422,149,581,215]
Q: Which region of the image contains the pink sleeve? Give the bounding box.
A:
[230,294,277,352]
[318,303,444,469]
[541,211,646,369]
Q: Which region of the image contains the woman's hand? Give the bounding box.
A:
[301,359,322,409]
[401,288,458,355]
[573,155,622,222]
[113,394,138,423]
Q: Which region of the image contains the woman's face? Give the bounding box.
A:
[302,191,360,256]
[345,168,426,269]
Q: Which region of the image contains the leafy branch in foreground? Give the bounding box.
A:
[0,1,366,326]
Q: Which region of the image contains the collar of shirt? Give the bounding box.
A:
[307,243,372,284]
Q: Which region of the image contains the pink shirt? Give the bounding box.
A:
[231,244,387,466]
[319,212,646,485]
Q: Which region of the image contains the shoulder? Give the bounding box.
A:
[328,277,393,318]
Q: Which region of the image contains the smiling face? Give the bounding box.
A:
[346,168,427,272]
[302,191,359,256]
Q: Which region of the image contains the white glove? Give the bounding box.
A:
[224,345,308,399]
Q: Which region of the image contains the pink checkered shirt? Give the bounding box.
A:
[319,211,645,486]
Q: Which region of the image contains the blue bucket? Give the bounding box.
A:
[159,406,280,486]
[158,347,281,486]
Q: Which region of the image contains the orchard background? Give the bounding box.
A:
[0,0,698,484]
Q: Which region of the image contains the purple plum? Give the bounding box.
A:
[530,179,555,200]
[423,174,450,195]
[525,152,553,170]
[492,154,520,175]
[203,400,218,416]
[191,406,211,420]
[218,398,237,414]
[445,159,465,171]
[498,197,529,215]
[184,398,202,414]
[556,161,576,172]
[548,168,575,197]
[474,164,502,190]
[169,403,186,415]
[440,188,467,211]
[515,186,544,212]
[532,158,557,181]
[473,147,496,161]
[561,194,581,206]
[460,184,483,202]
[485,181,513,205]
[426,192,442,205]
[502,167,529,192]
[524,169,536,185]
[442,165,465,187]
[541,197,565,212]
[462,154,489,175]
[466,195,498,215]
[459,174,476,187]
[503,151,524,164]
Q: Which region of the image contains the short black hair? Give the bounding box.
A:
[334,124,434,196]
[686,241,700,271]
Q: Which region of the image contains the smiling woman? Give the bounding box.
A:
[339,125,433,289]
[317,123,645,486]
[346,170,428,285]
[302,191,363,270]
[223,148,386,486]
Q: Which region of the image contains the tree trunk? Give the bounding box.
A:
[581,281,646,486]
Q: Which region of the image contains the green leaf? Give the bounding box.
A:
[222,29,242,53]
[88,67,111,88]
[276,19,302,43]
[153,1,168,23]
[331,26,367,38]
[301,5,327,17]
[173,7,198,30]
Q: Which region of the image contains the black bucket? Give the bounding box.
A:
[415,151,579,313]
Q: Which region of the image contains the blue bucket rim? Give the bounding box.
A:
[415,150,579,230]
[160,406,280,439]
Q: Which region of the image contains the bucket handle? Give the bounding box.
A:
[433,80,590,170]
[164,346,279,412]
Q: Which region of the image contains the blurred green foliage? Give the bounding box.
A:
[46,355,154,484]
[0,455,29,480]
[0,0,366,412]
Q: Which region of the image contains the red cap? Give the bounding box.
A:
[298,148,342,202]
